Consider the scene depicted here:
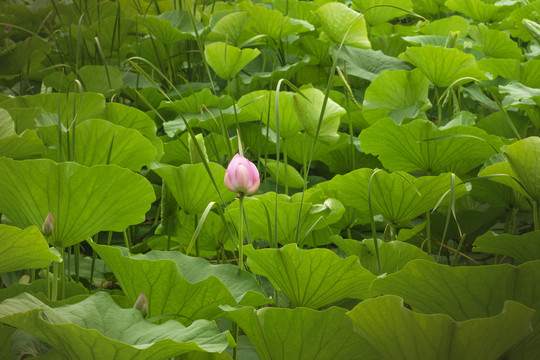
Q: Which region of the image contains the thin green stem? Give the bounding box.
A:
[238,194,245,270]
[283,139,289,195]
[52,258,59,302]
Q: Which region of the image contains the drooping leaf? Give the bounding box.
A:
[362,69,431,125]
[328,169,467,224]
[400,45,486,87]
[0,292,230,360]
[348,295,534,360]
[0,158,155,248]
[337,46,410,82]
[221,305,378,360]
[152,162,236,215]
[315,2,370,48]
[334,238,434,275]
[205,42,260,80]
[473,231,540,264]
[90,243,269,324]
[0,225,59,273]
[370,259,540,359]
[244,243,376,308]
[359,118,504,175]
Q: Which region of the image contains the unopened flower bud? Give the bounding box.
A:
[224,154,260,195]
[42,212,54,236]
[133,291,148,317]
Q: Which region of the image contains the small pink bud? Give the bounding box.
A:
[42,212,54,236]
[224,154,260,195]
[133,292,148,317]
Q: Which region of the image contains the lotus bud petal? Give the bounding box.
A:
[224,154,260,195]
[42,212,54,236]
[133,291,148,317]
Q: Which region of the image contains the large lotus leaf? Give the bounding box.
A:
[0,279,88,303]
[141,10,204,45]
[478,59,540,89]
[0,158,155,248]
[205,42,260,80]
[0,292,230,360]
[362,69,431,125]
[370,260,540,359]
[400,45,486,87]
[469,25,522,60]
[207,11,252,46]
[240,2,314,41]
[237,90,302,139]
[352,0,413,26]
[226,192,344,246]
[77,65,123,98]
[221,305,378,360]
[337,46,410,82]
[505,137,540,202]
[473,231,540,264]
[0,92,105,127]
[419,16,470,37]
[38,119,156,170]
[244,243,376,308]
[478,160,534,207]
[273,0,320,24]
[90,243,269,325]
[262,158,304,189]
[292,87,346,143]
[286,132,349,166]
[239,54,312,85]
[445,0,517,23]
[152,162,236,215]
[334,238,434,275]
[328,169,467,224]
[105,102,163,160]
[0,129,45,160]
[0,324,16,359]
[360,118,503,174]
[348,295,534,360]
[507,2,540,41]
[0,225,59,273]
[315,2,370,48]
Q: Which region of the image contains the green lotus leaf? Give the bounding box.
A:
[334,238,434,275]
[286,132,349,166]
[0,92,105,127]
[0,279,88,303]
[240,2,314,41]
[400,45,486,88]
[500,83,540,108]
[90,243,269,324]
[0,324,16,359]
[205,42,260,80]
[419,16,470,37]
[475,110,529,140]
[0,292,230,360]
[272,0,320,24]
[478,59,540,89]
[469,25,522,60]
[352,0,413,26]
[239,53,312,85]
[508,3,540,41]
[38,119,156,170]
[328,169,467,224]
[0,158,155,248]
[221,305,378,360]
[315,2,370,48]
[338,46,410,82]
[362,69,431,125]
[292,87,346,143]
[473,231,540,264]
[261,158,304,189]
[445,0,517,23]
[0,107,15,137]
[141,10,203,45]
[348,295,534,360]
[237,90,302,139]
[370,259,540,359]
[411,0,446,15]
[504,137,540,202]
[478,160,532,202]
[0,225,59,273]
[207,11,253,46]
[359,118,504,174]
[227,192,344,246]
[244,243,376,308]
[152,162,236,215]
[0,129,45,160]
[0,37,51,80]
[105,102,163,160]
[77,65,124,98]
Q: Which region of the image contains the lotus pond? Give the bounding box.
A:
[1,0,540,359]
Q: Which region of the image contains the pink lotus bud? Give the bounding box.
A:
[224,154,260,195]
[133,291,148,317]
[42,212,54,236]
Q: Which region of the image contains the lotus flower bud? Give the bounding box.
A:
[224,154,260,195]
[133,291,148,317]
[42,212,54,236]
